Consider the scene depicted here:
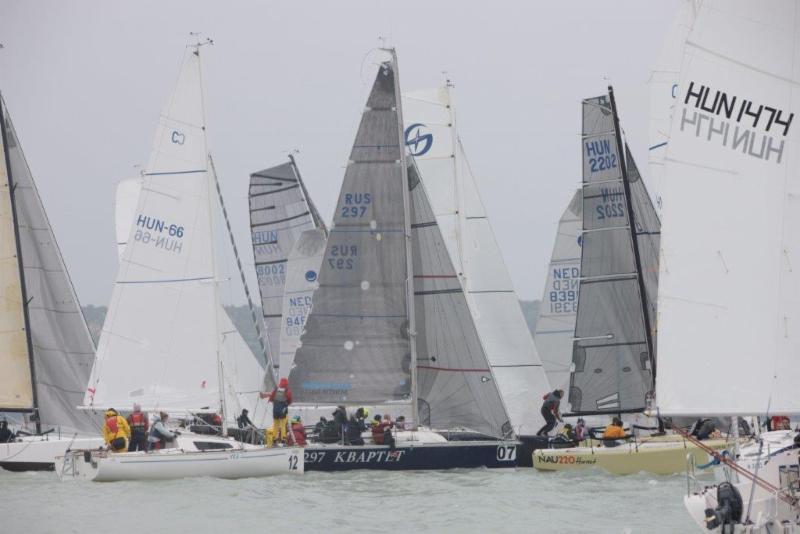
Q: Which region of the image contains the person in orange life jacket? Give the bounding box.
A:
[536,389,564,436]
[261,377,293,446]
[102,408,131,452]
[603,417,626,440]
[148,412,179,450]
[290,416,306,446]
[127,403,149,452]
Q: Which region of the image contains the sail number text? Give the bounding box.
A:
[134,214,185,254]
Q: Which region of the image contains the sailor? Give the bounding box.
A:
[261,377,293,446]
[395,415,407,431]
[237,408,254,429]
[371,414,395,448]
[574,418,587,442]
[535,389,564,436]
[0,420,14,443]
[126,403,149,452]
[602,417,626,441]
[102,408,131,452]
[346,411,365,446]
[290,416,306,446]
[148,412,179,450]
[332,405,348,443]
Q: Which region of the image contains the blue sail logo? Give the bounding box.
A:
[305,270,317,282]
[404,123,433,156]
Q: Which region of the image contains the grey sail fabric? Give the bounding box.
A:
[291,61,412,404]
[410,161,510,438]
[1,97,98,433]
[568,95,653,415]
[625,149,660,369]
[249,159,323,376]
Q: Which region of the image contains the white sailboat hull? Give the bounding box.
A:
[56,434,304,481]
[0,435,104,471]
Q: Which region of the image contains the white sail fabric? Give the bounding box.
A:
[647,1,698,216]
[292,60,413,405]
[402,87,549,435]
[0,99,34,411]
[249,160,323,372]
[1,97,98,432]
[534,190,582,391]
[115,177,143,259]
[656,0,800,416]
[86,47,222,412]
[278,228,326,380]
[410,161,511,438]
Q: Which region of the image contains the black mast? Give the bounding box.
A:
[607,85,656,383]
[0,94,42,433]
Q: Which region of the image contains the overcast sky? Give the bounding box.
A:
[0,0,680,305]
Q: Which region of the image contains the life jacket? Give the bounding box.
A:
[129,412,147,433]
[291,423,306,446]
[106,416,119,434]
[273,387,289,418]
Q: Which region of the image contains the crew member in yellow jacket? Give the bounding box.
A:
[103,408,132,452]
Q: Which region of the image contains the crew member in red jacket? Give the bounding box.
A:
[290,415,306,446]
[127,403,149,452]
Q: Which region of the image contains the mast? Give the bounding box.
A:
[193,38,227,434]
[607,85,656,382]
[389,48,419,427]
[288,153,327,235]
[0,94,41,433]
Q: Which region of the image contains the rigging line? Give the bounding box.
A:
[209,156,275,385]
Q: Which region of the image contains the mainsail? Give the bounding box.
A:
[534,189,582,391]
[569,91,660,415]
[291,56,413,405]
[85,45,258,421]
[410,160,510,437]
[115,177,143,260]
[402,86,550,436]
[0,95,97,433]
[249,156,325,377]
[655,0,800,416]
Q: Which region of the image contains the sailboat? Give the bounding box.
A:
[249,155,326,382]
[290,50,518,471]
[532,88,729,475]
[57,41,302,481]
[534,189,582,392]
[0,93,105,471]
[401,85,553,464]
[652,0,800,530]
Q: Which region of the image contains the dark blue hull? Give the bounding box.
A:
[304,441,519,471]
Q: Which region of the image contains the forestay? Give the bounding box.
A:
[534,190,582,391]
[115,177,143,259]
[402,86,549,435]
[291,59,412,405]
[410,161,510,438]
[278,228,326,379]
[569,94,657,415]
[1,96,97,433]
[86,46,222,412]
[249,158,324,375]
[656,0,800,416]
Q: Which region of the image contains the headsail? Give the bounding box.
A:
[249,157,324,378]
[656,0,800,416]
[410,160,510,437]
[115,177,143,260]
[569,92,659,415]
[534,189,582,391]
[402,86,549,435]
[1,95,97,433]
[291,57,413,405]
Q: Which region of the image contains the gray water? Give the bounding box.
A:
[2,468,699,533]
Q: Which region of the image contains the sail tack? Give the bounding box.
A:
[249,159,324,375]
[535,190,582,391]
[402,86,550,435]
[569,95,657,415]
[656,0,800,416]
[1,96,98,432]
[291,60,413,405]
